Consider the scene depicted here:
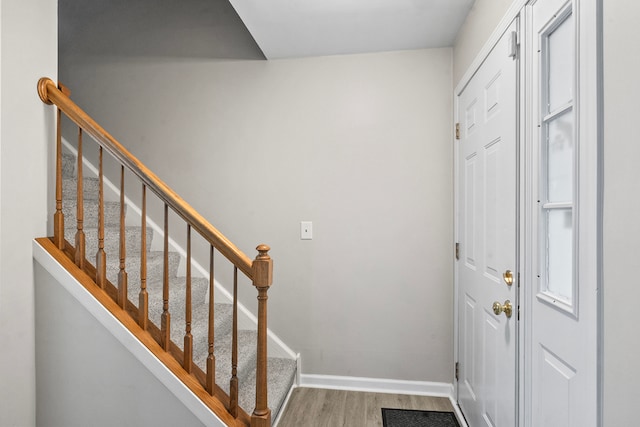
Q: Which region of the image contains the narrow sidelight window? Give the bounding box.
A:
[539,6,576,310]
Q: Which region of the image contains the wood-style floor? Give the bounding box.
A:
[276,387,458,427]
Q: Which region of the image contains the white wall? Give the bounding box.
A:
[34,259,218,427]
[0,1,57,425]
[60,48,454,383]
[602,0,640,424]
[453,0,514,86]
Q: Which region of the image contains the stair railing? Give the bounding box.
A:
[37,77,273,427]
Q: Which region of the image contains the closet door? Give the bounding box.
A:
[457,19,519,427]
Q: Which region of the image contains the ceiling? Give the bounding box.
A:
[228,0,476,59]
[59,0,475,61]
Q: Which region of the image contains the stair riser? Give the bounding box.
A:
[64,226,153,258]
[238,358,298,418]
[146,302,234,355]
[63,177,101,201]
[63,200,122,228]
[194,330,259,396]
[62,153,75,178]
[127,278,210,311]
[105,251,180,287]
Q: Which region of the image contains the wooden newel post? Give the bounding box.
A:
[251,244,273,427]
[38,78,69,250]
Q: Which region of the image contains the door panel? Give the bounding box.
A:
[525,0,599,425]
[485,138,500,279]
[462,294,477,400]
[539,345,575,426]
[457,19,518,427]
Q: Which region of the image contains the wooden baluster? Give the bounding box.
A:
[95,146,106,289]
[118,166,128,308]
[251,245,273,427]
[206,245,216,394]
[184,225,193,373]
[161,203,171,351]
[230,266,239,417]
[53,102,64,249]
[139,184,148,330]
[74,128,85,268]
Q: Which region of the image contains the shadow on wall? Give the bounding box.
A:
[58,0,265,60]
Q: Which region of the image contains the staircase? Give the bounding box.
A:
[38,78,296,426]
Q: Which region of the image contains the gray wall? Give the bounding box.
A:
[0,0,57,425]
[60,48,454,382]
[602,0,640,424]
[59,0,264,60]
[34,261,213,427]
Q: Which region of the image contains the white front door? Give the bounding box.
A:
[524,0,599,425]
[456,20,519,427]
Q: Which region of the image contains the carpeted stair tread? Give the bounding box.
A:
[193,329,259,396]
[129,276,210,311]
[104,250,181,286]
[238,357,297,418]
[62,199,122,228]
[142,277,211,329]
[144,298,232,352]
[145,301,240,367]
[63,177,101,201]
[64,225,153,258]
[176,301,234,345]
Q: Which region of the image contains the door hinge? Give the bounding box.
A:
[455,123,460,140]
[455,242,460,261]
[508,30,520,59]
[455,362,459,381]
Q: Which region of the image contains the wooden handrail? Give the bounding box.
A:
[37,77,254,278]
[39,76,275,427]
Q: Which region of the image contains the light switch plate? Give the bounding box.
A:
[300,221,312,240]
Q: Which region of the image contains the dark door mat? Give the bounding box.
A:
[381,408,461,427]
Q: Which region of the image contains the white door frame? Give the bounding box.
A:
[452,1,602,426]
[453,0,528,412]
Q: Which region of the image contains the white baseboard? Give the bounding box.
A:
[299,374,454,397]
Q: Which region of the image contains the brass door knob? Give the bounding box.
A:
[492,300,513,318]
[503,270,514,286]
